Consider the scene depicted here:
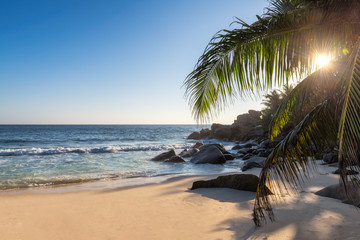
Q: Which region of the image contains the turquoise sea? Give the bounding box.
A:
[0,125,242,190]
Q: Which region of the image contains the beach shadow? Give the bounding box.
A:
[211,192,360,240]
[188,188,255,204]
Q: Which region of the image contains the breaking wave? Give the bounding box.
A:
[0,144,190,156]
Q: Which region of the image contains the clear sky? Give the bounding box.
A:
[0,0,269,124]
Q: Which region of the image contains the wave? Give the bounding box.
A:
[0,144,190,156]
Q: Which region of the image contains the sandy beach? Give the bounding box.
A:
[0,163,359,240]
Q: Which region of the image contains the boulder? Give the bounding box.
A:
[315,183,360,207]
[323,153,338,164]
[190,146,226,164]
[151,149,176,161]
[224,154,235,160]
[192,142,204,149]
[232,145,242,150]
[258,149,273,158]
[165,156,186,163]
[199,143,226,153]
[237,148,252,155]
[213,126,232,140]
[180,148,200,158]
[188,132,201,140]
[199,128,211,138]
[242,157,266,171]
[259,139,272,149]
[191,174,272,194]
[242,153,253,160]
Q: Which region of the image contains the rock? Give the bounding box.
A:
[179,148,189,156]
[199,128,211,138]
[190,146,226,164]
[192,142,204,149]
[188,132,201,140]
[237,148,252,155]
[232,145,242,150]
[151,150,176,161]
[259,139,271,149]
[213,126,232,140]
[323,153,338,164]
[224,154,235,160]
[199,143,226,154]
[240,141,257,148]
[234,153,244,159]
[165,156,186,163]
[191,174,272,194]
[242,153,253,160]
[332,169,359,175]
[315,183,360,207]
[258,149,273,158]
[180,148,200,158]
[242,157,266,171]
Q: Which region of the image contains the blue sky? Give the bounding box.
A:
[0,0,269,124]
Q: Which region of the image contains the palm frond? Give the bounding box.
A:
[184,0,355,121]
[338,39,360,193]
[269,62,341,140]
[253,97,340,226]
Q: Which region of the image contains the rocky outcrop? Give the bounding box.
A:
[165,156,186,163]
[242,157,266,171]
[190,145,226,164]
[151,150,176,161]
[187,110,263,141]
[191,174,272,194]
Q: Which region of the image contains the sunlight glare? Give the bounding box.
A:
[315,54,330,68]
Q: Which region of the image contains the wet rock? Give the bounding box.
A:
[242,157,266,171]
[192,142,204,149]
[190,146,226,164]
[232,145,242,150]
[151,149,176,161]
[165,156,186,163]
[187,132,201,140]
[180,148,200,158]
[242,153,253,160]
[199,143,226,154]
[224,154,235,160]
[191,174,272,194]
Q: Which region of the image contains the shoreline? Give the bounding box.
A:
[2,161,360,239]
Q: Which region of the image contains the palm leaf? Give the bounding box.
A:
[184,0,357,121]
[253,97,340,226]
[269,62,341,140]
[338,39,360,195]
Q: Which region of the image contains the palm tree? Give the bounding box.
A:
[184,0,360,226]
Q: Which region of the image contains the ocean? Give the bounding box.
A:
[0,125,243,190]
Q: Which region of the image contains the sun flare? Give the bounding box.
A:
[315,54,330,68]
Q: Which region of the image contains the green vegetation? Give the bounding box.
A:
[184,0,360,226]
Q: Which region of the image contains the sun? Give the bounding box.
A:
[315,54,330,68]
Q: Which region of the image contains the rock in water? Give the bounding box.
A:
[165,156,186,163]
[192,142,204,149]
[242,157,266,171]
[150,150,176,161]
[191,174,272,194]
[180,148,200,158]
[190,146,226,164]
[187,132,201,140]
[198,143,227,153]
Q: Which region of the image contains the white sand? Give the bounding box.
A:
[0,162,359,240]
